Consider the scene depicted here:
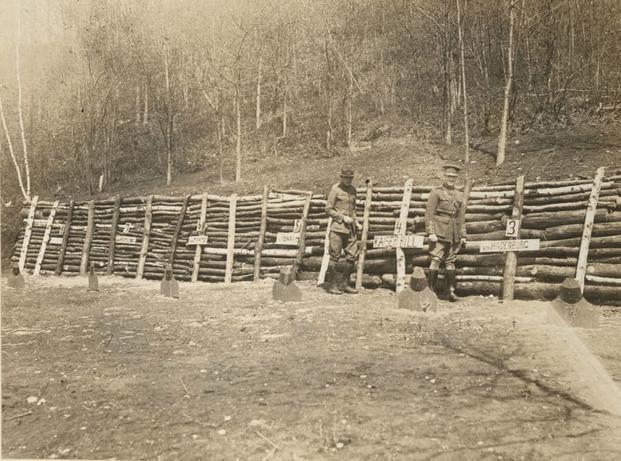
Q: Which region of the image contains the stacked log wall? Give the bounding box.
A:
[11,173,621,304]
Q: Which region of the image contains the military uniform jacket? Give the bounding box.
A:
[425,184,467,243]
[326,183,358,234]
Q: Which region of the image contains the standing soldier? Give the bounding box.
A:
[425,164,467,301]
[325,166,360,295]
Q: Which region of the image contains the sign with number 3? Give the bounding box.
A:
[505,219,520,237]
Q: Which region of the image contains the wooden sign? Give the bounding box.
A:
[479,239,540,253]
[187,235,209,246]
[276,232,300,246]
[116,235,137,245]
[373,234,424,249]
[33,219,48,227]
[50,237,63,245]
[505,219,520,237]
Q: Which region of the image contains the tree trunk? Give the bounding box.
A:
[347,70,353,150]
[164,49,173,186]
[496,0,515,166]
[15,8,31,197]
[456,0,469,162]
[143,80,149,126]
[324,39,333,152]
[256,56,262,129]
[235,85,242,182]
[0,96,29,200]
[443,0,453,145]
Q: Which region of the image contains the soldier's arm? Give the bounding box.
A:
[458,193,467,238]
[425,190,438,235]
[326,186,343,223]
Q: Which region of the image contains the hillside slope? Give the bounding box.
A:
[102,124,621,199]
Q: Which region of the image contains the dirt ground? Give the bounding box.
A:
[2,276,621,461]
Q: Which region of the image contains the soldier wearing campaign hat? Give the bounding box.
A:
[425,163,467,301]
[325,165,361,295]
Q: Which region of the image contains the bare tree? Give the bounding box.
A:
[456,0,470,162]
[496,0,515,166]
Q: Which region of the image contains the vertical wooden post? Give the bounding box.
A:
[253,185,269,281]
[355,179,373,290]
[136,195,153,279]
[56,200,73,275]
[80,200,95,275]
[192,192,207,282]
[575,167,606,292]
[292,192,313,278]
[34,200,60,275]
[192,193,208,282]
[317,217,333,285]
[502,175,525,301]
[107,196,122,275]
[224,194,237,283]
[18,196,38,273]
[169,195,190,266]
[396,178,414,293]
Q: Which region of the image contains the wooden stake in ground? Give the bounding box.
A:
[356,179,373,290]
[56,200,73,275]
[292,192,313,279]
[107,196,122,275]
[317,217,333,285]
[192,192,208,282]
[396,179,414,293]
[34,200,59,276]
[80,200,95,275]
[225,194,237,283]
[136,195,153,279]
[575,167,607,292]
[253,186,269,281]
[169,195,190,266]
[18,196,38,273]
[502,175,525,301]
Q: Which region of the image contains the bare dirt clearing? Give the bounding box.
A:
[2,276,621,460]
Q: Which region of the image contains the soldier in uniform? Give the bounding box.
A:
[425,164,467,301]
[325,166,360,295]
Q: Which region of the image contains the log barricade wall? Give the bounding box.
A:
[11,172,621,304]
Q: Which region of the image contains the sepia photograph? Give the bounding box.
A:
[1,0,621,460]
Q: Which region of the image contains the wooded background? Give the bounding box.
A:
[1,0,620,202]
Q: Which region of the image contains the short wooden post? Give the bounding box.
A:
[355,179,373,290]
[55,200,73,275]
[136,195,153,279]
[192,193,208,282]
[169,195,190,266]
[107,196,122,275]
[396,178,414,293]
[18,196,39,273]
[575,167,606,292]
[502,175,525,301]
[80,200,95,275]
[224,194,237,284]
[253,185,269,281]
[317,217,333,285]
[292,192,313,278]
[34,200,60,275]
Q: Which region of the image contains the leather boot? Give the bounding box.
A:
[447,270,461,302]
[340,262,359,294]
[326,262,343,295]
[427,269,438,294]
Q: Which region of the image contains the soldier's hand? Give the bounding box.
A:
[342,216,354,224]
[428,233,438,243]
